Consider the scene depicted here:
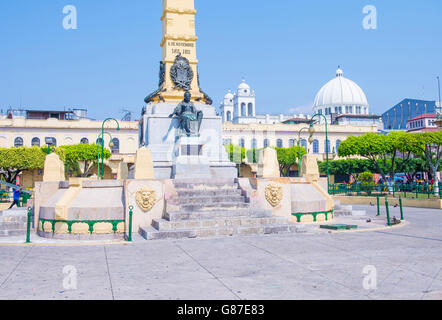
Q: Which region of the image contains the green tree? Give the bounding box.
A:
[224,144,245,165]
[0,147,65,184]
[409,131,442,195]
[246,148,262,164]
[61,144,111,178]
[338,132,419,186]
[318,159,376,183]
[358,172,374,184]
[273,146,306,177]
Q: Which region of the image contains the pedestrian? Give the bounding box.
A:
[8,186,23,209]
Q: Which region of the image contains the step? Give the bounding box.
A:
[177,195,246,205]
[0,209,28,217]
[165,209,272,221]
[176,189,243,197]
[179,202,249,211]
[0,229,27,237]
[0,215,28,223]
[153,216,290,231]
[0,222,27,231]
[334,210,353,217]
[140,223,306,240]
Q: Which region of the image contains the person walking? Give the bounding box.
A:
[8,186,23,209]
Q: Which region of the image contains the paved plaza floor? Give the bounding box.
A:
[0,205,441,300]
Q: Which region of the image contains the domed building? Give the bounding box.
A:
[313,68,380,125]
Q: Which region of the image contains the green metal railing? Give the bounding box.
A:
[329,183,442,199]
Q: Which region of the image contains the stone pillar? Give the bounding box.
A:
[301,154,320,182]
[43,153,65,182]
[134,148,155,180]
[257,147,280,178]
[117,162,129,180]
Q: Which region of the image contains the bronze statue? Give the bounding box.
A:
[169,91,203,137]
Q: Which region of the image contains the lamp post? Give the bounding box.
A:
[437,76,441,118]
[308,114,329,190]
[101,118,120,180]
[297,127,309,177]
[96,132,114,180]
[45,137,54,155]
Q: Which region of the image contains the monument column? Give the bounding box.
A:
[145,0,211,105]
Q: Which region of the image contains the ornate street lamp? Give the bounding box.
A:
[96,132,114,180]
[308,114,330,191]
[100,118,120,180]
[45,137,55,155]
[297,127,309,177]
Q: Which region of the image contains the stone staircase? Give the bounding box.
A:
[0,208,29,238]
[334,200,366,217]
[140,179,305,240]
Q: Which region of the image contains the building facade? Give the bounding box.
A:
[0,112,139,186]
[382,99,437,130]
[406,113,439,132]
[219,80,306,124]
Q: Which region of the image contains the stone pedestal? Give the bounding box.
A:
[257,148,280,178]
[140,102,236,179]
[173,137,211,179]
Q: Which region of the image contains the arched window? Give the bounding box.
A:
[241,103,246,117]
[289,139,296,148]
[248,103,253,116]
[239,138,245,148]
[324,140,330,153]
[111,138,120,154]
[14,137,24,147]
[336,140,342,153]
[226,111,232,122]
[223,139,232,146]
[264,139,270,148]
[301,139,308,153]
[96,138,103,145]
[251,139,257,149]
[80,138,89,144]
[46,137,57,147]
[277,139,283,148]
[313,140,319,154]
[31,137,40,147]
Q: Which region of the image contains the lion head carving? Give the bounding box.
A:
[265,183,283,207]
[136,186,157,212]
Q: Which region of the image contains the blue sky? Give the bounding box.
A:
[0,0,441,120]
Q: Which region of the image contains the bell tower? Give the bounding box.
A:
[145,0,211,105]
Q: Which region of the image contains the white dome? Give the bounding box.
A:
[238,79,250,90]
[314,68,368,109]
[224,90,234,99]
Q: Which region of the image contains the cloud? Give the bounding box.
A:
[288,104,313,115]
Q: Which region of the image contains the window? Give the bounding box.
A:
[241,103,246,117]
[313,140,319,154]
[336,140,341,152]
[223,139,232,146]
[80,138,89,144]
[264,139,270,148]
[289,139,295,148]
[14,137,24,147]
[31,137,40,147]
[248,103,253,116]
[226,111,232,122]
[45,137,57,147]
[96,138,103,145]
[239,138,245,148]
[111,138,120,154]
[251,139,257,149]
[318,109,322,115]
[277,139,283,148]
[324,140,330,153]
[301,139,307,149]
